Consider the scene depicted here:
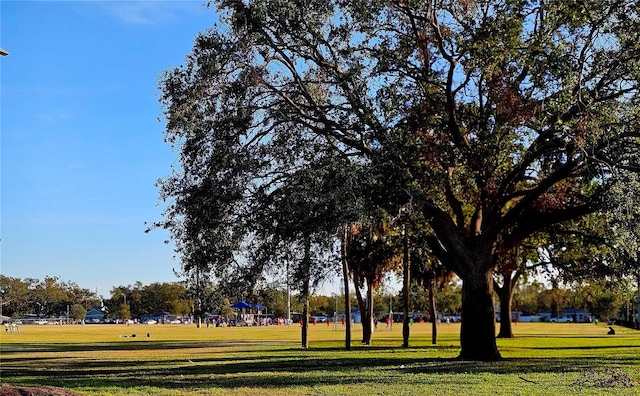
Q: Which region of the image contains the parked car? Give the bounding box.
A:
[443,315,461,323]
[550,316,573,323]
[143,319,157,324]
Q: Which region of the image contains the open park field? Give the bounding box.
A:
[1,322,639,395]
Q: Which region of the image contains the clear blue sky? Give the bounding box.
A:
[1,1,218,297]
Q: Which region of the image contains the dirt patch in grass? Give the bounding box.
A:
[0,385,84,396]
[573,368,638,388]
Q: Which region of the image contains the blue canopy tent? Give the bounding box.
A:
[230,301,268,325]
[230,301,252,325]
[230,301,252,309]
[252,303,268,325]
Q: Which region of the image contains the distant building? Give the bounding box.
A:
[538,311,553,321]
[350,310,362,323]
[140,312,172,324]
[86,306,106,323]
[495,311,523,322]
[563,308,593,323]
[336,310,362,323]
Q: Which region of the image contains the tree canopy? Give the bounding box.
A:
[156,0,640,360]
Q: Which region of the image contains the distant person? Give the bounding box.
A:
[607,326,615,335]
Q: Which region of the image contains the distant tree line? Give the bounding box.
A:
[2,273,634,326]
[0,275,99,320]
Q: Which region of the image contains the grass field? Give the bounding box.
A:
[1,322,638,395]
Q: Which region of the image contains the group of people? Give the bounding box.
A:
[3,322,20,333]
[298,317,348,327]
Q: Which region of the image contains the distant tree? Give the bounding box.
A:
[108,286,129,319]
[435,282,462,316]
[129,282,145,319]
[493,239,548,338]
[310,295,332,316]
[547,284,574,319]
[108,281,192,320]
[253,286,289,319]
[412,251,453,344]
[69,304,86,322]
[513,280,547,316]
[346,216,402,345]
[249,158,361,348]
[182,271,210,328]
[0,276,31,318]
[407,282,430,314]
[0,276,98,319]
[605,173,640,320]
[219,298,234,319]
[142,282,191,317]
[574,280,626,322]
[117,303,131,321]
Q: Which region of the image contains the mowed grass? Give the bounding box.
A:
[1,322,639,395]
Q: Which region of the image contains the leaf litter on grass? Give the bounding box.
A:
[572,368,638,388]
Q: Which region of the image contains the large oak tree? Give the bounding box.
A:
[157,0,640,360]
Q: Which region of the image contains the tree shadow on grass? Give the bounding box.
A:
[525,345,640,351]
[3,345,638,392]
[0,340,293,355]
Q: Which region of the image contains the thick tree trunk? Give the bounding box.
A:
[495,265,522,338]
[428,278,437,345]
[459,270,501,360]
[341,228,352,350]
[353,277,370,345]
[402,225,410,348]
[364,284,374,345]
[301,288,309,348]
[353,276,365,316]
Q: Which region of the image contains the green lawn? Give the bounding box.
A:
[1,322,638,395]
